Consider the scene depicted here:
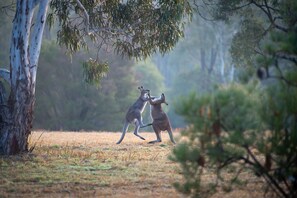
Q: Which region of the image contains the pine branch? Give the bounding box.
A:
[245,146,288,198]
[268,59,297,88]
[275,51,297,65]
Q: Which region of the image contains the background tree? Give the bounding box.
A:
[153,14,236,128]
[0,0,192,155]
[34,41,165,131]
[34,41,135,131]
[172,0,297,197]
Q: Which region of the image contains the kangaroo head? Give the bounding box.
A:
[161,93,168,105]
[150,93,168,105]
[138,86,150,101]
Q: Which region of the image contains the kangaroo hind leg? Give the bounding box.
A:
[133,119,145,140]
[149,125,162,144]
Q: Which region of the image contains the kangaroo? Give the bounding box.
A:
[142,93,176,144]
[116,86,150,144]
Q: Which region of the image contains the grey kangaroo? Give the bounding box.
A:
[142,93,176,144]
[116,86,150,144]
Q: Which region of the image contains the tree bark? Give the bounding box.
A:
[0,0,49,155]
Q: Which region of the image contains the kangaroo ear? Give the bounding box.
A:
[138,86,144,91]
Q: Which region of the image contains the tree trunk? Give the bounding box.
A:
[200,49,206,72]
[229,64,235,82]
[208,47,217,75]
[217,30,225,83]
[0,0,49,155]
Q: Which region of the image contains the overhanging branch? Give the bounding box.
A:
[75,0,91,35]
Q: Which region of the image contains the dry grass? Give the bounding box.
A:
[0,131,264,197]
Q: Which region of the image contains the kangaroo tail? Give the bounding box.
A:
[167,127,176,144]
[116,121,129,144]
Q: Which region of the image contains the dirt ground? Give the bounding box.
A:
[0,131,264,197]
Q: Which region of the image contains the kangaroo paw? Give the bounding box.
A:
[148,140,161,144]
[139,136,145,140]
[134,133,145,140]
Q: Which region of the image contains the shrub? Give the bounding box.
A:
[171,82,297,198]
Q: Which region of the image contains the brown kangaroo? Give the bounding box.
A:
[116,86,150,144]
[142,93,176,144]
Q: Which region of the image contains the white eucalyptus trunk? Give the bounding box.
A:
[0,0,49,155]
[217,31,225,83]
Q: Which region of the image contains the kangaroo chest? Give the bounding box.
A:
[150,105,166,119]
[129,99,147,113]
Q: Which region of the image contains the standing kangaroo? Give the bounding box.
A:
[116,86,150,144]
[142,93,176,144]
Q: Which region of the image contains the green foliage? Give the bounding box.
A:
[171,142,207,197]
[46,0,193,86]
[48,0,192,59]
[82,59,109,85]
[230,17,265,68]
[259,82,297,164]
[173,82,296,197]
[35,41,134,131]
[176,83,261,142]
[172,83,261,197]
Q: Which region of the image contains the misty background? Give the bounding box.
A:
[0,8,236,132]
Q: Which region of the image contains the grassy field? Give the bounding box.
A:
[0,131,264,197]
